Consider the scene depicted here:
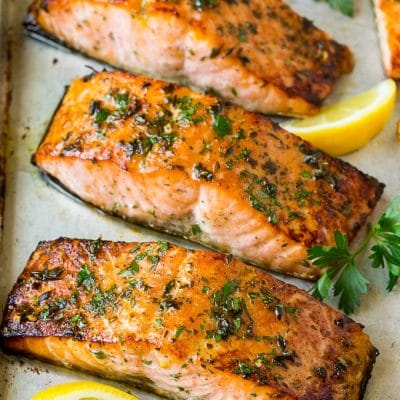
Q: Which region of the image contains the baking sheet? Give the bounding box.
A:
[0,1,399,398]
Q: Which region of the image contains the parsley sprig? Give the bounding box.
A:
[315,0,354,17]
[308,196,400,314]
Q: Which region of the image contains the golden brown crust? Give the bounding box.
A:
[26,0,353,115]
[33,72,383,280]
[1,238,377,399]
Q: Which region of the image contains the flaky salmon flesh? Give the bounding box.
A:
[373,0,400,78]
[0,239,377,400]
[25,0,353,116]
[33,72,384,280]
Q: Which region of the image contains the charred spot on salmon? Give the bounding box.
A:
[193,163,214,181]
[89,100,101,115]
[60,137,84,156]
[162,83,175,94]
[315,366,328,380]
[16,304,37,323]
[38,291,52,303]
[260,179,277,197]
[239,148,257,168]
[263,160,278,174]
[249,288,298,323]
[163,280,176,296]
[332,357,348,379]
[238,53,250,65]
[192,0,218,11]
[276,335,286,349]
[210,47,221,58]
[31,266,63,281]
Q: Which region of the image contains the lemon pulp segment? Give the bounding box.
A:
[32,381,139,400]
[281,79,397,156]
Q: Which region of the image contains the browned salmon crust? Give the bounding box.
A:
[0,239,377,400]
[25,0,353,116]
[32,72,384,280]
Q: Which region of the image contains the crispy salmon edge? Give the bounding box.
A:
[31,71,385,282]
[0,237,379,400]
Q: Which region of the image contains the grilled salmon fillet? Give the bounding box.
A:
[33,72,384,280]
[0,239,377,400]
[25,0,353,116]
[374,0,400,78]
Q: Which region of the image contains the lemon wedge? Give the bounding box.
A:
[281,79,397,156]
[32,381,139,400]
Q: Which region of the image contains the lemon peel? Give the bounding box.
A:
[281,79,397,156]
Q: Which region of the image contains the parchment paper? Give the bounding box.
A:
[0,1,399,398]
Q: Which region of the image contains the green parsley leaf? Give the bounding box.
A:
[308,196,400,314]
[315,0,354,17]
[175,326,185,338]
[334,262,369,314]
[90,349,107,359]
[94,108,110,125]
[212,114,232,138]
[192,224,202,235]
[77,264,95,292]
[369,197,400,290]
[119,260,140,277]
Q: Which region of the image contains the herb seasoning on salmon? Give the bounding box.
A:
[0,239,378,400]
[32,72,384,280]
[25,0,353,116]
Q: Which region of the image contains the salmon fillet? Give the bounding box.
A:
[25,0,353,116]
[0,239,377,400]
[33,72,384,279]
[33,72,384,280]
[374,0,400,78]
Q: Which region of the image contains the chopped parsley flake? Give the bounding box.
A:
[212,114,232,138]
[77,264,95,292]
[192,224,202,235]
